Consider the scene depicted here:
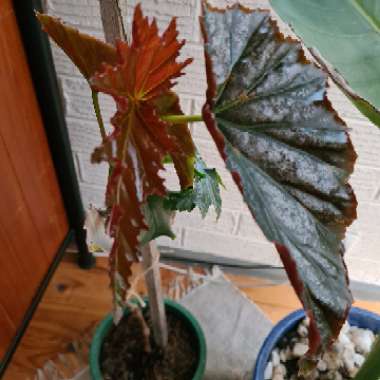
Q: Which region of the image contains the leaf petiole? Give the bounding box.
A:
[161,114,203,124]
[91,90,106,141]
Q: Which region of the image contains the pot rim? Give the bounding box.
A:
[89,299,206,380]
[253,306,380,380]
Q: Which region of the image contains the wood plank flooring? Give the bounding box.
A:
[4,253,380,379]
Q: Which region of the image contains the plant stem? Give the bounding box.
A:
[91,90,107,141]
[161,114,203,124]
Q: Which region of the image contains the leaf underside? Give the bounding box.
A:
[37,13,118,79]
[270,0,380,129]
[201,3,357,354]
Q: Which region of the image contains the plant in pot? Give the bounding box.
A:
[38,3,219,379]
[36,0,379,379]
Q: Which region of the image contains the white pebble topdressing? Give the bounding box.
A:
[264,318,377,380]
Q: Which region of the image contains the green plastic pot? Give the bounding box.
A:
[89,299,207,380]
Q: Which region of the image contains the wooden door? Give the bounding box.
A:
[0,0,69,360]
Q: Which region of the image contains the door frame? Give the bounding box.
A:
[0,1,95,375]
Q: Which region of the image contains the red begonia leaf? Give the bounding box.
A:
[90,5,193,291]
[36,12,117,79]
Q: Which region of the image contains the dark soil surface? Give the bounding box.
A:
[100,307,198,380]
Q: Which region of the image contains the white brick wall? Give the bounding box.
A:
[47,0,380,284]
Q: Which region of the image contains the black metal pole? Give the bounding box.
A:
[13,0,95,268]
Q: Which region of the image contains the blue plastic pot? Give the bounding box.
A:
[89,299,206,380]
[253,307,380,380]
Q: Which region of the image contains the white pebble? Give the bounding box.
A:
[342,345,356,376]
[350,327,375,354]
[353,353,365,368]
[317,358,327,372]
[271,349,280,367]
[264,362,273,380]
[332,341,345,355]
[297,323,308,338]
[292,342,308,357]
[280,347,292,362]
[349,367,359,378]
[338,331,351,346]
[272,364,287,378]
[341,321,351,335]
[322,351,342,371]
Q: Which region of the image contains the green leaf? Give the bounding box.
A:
[165,188,196,212]
[164,154,222,217]
[140,195,175,245]
[193,155,222,218]
[270,0,380,128]
[201,3,357,353]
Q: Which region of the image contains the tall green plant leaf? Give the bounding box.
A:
[270,0,380,128]
[201,3,357,354]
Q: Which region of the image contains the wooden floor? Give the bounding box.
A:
[4,253,380,379]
